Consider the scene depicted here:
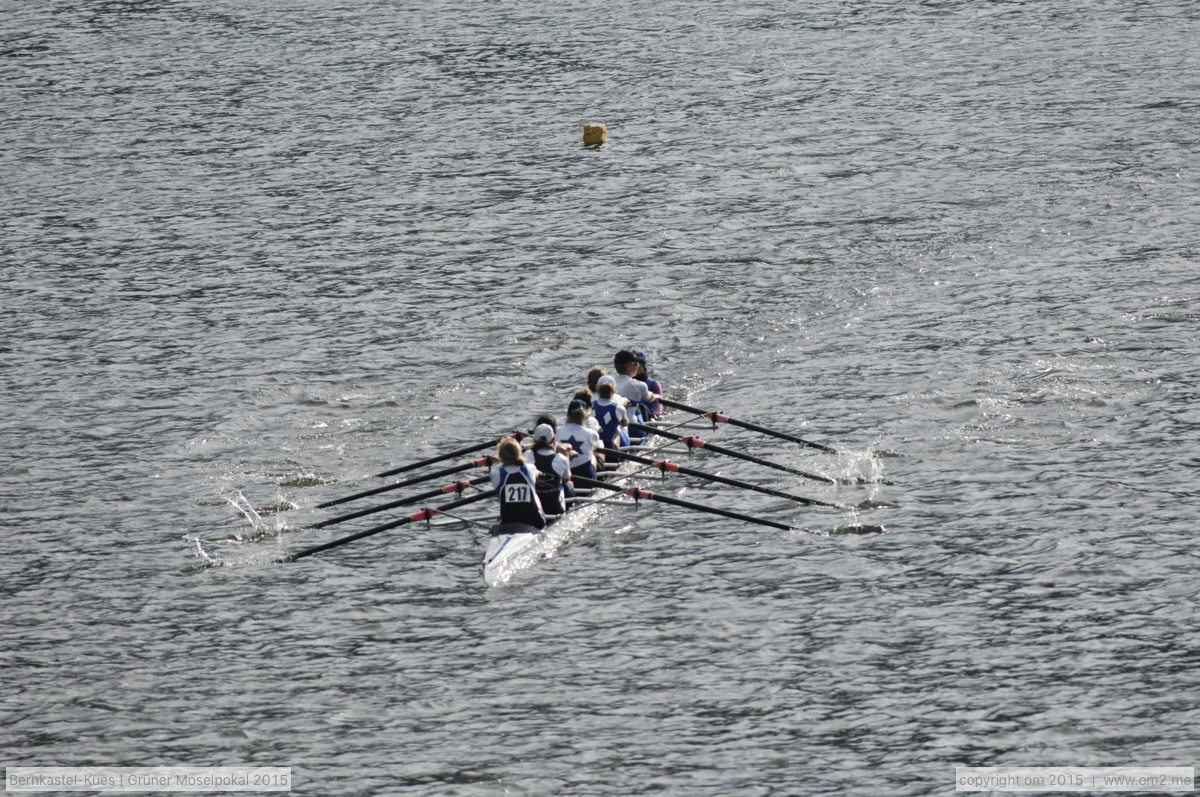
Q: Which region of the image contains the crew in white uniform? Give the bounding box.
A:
[613,349,661,414]
[613,349,661,441]
[558,399,602,480]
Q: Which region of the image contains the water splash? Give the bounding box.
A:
[186,492,297,570]
[220,491,292,543]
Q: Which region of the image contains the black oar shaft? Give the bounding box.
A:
[602,448,841,508]
[657,398,838,453]
[317,457,492,509]
[574,477,794,531]
[374,439,500,478]
[629,423,834,485]
[312,475,493,529]
[281,490,496,563]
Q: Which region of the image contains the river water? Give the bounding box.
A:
[3,1,1198,794]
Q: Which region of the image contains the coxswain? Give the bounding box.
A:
[527,423,574,515]
[558,399,602,480]
[634,350,664,420]
[592,374,629,449]
[489,436,546,531]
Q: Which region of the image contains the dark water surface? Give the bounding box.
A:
[4,1,1198,794]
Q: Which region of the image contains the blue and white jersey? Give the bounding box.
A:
[592,397,627,446]
[489,462,546,528]
[615,373,655,429]
[558,422,600,469]
[530,446,572,514]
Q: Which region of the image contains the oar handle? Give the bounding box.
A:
[658,398,838,454]
[281,489,496,562]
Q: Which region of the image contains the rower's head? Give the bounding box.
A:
[633,350,649,379]
[496,437,525,466]
[534,414,556,432]
[532,423,556,448]
[586,366,605,391]
[614,349,639,376]
[567,398,590,423]
[596,374,617,399]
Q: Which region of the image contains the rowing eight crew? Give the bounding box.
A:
[491,350,663,533]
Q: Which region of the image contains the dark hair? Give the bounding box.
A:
[535,414,556,431]
[567,399,589,424]
[614,350,637,370]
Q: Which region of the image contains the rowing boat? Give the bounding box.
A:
[275,398,876,574]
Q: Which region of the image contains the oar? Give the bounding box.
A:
[629,423,835,485]
[279,490,496,563]
[657,398,838,453]
[376,436,518,480]
[316,457,493,509]
[601,448,844,509]
[574,477,795,531]
[311,475,493,529]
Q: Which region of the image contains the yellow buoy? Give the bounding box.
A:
[582,123,607,147]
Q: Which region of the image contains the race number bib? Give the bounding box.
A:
[504,483,532,503]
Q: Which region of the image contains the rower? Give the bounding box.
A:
[527,423,574,515]
[489,437,546,532]
[593,374,629,450]
[558,398,602,481]
[613,349,661,441]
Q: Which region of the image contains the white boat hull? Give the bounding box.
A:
[482,525,549,587]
